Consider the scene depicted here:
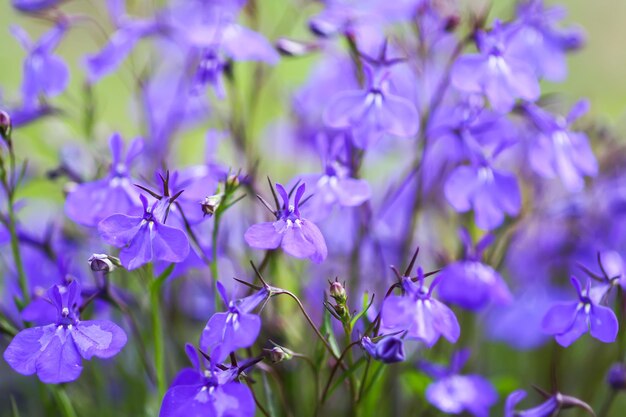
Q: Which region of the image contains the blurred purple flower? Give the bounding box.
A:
[437,231,512,310]
[245,183,327,263]
[422,350,498,417]
[542,276,618,347]
[524,101,597,192]
[3,281,127,383]
[98,195,190,270]
[451,20,540,113]
[12,0,61,12]
[11,22,69,105]
[65,133,144,227]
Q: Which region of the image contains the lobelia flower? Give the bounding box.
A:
[381,268,460,347]
[98,194,190,270]
[65,133,144,227]
[11,22,70,106]
[451,20,540,113]
[298,159,371,221]
[361,336,405,364]
[323,42,419,148]
[505,388,595,417]
[160,344,255,417]
[437,230,512,310]
[542,276,618,347]
[84,0,161,83]
[422,349,498,417]
[3,281,127,383]
[509,0,585,82]
[444,155,521,230]
[524,101,597,192]
[244,183,328,263]
[200,282,268,364]
[607,363,626,391]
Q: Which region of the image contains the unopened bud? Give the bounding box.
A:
[607,363,626,390]
[329,279,347,304]
[88,254,120,272]
[0,110,11,141]
[266,346,293,363]
[201,194,222,217]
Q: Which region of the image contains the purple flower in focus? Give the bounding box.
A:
[11,22,70,105]
[65,134,144,227]
[542,276,618,347]
[524,101,597,192]
[361,336,405,364]
[245,183,328,263]
[422,350,498,417]
[451,20,540,113]
[12,0,61,12]
[200,282,268,364]
[445,158,521,230]
[381,268,460,347]
[323,43,419,148]
[98,194,190,270]
[437,231,512,310]
[160,344,255,417]
[3,281,127,383]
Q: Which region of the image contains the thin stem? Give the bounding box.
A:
[149,263,175,398]
[50,386,77,417]
[319,340,361,404]
[210,212,221,311]
[7,199,28,306]
[598,390,616,417]
[278,290,340,361]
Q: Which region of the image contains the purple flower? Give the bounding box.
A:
[11,23,69,105]
[12,0,61,12]
[509,0,585,82]
[65,134,144,227]
[607,363,626,391]
[160,344,255,417]
[542,276,618,347]
[451,20,540,113]
[422,350,498,417]
[200,283,268,364]
[85,1,161,83]
[298,162,371,221]
[381,268,460,347]
[505,389,595,417]
[361,336,405,364]
[244,183,328,263]
[323,44,419,148]
[444,159,521,230]
[524,101,597,192]
[437,231,512,310]
[98,194,190,270]
[3,281,127,383]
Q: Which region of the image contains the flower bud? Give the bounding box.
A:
[329,279,347,304]
[88,254,120,272]
[607,363,626,390]
[0,110,11,141]
[201,194,222,217]
[276,38,318,57]
[361,336,405,364]
[266,346,293,363]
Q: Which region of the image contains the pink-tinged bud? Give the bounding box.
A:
[266,346,293,363]
[276,38,318,57]
[88,254,120,272]
[201,194,222,217]
[0,110,11,141]
[329,279,347,304]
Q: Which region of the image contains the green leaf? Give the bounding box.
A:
[350,292,375,330]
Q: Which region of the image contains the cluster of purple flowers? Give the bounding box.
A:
[0,0,624,416]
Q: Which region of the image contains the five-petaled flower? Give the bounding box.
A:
[244,183,328,263]
[3,281,127,384]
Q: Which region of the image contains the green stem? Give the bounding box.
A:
[210,213,221,310]
[6,172,28,307]
[50,386,77,417]
[149,263,175,398]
